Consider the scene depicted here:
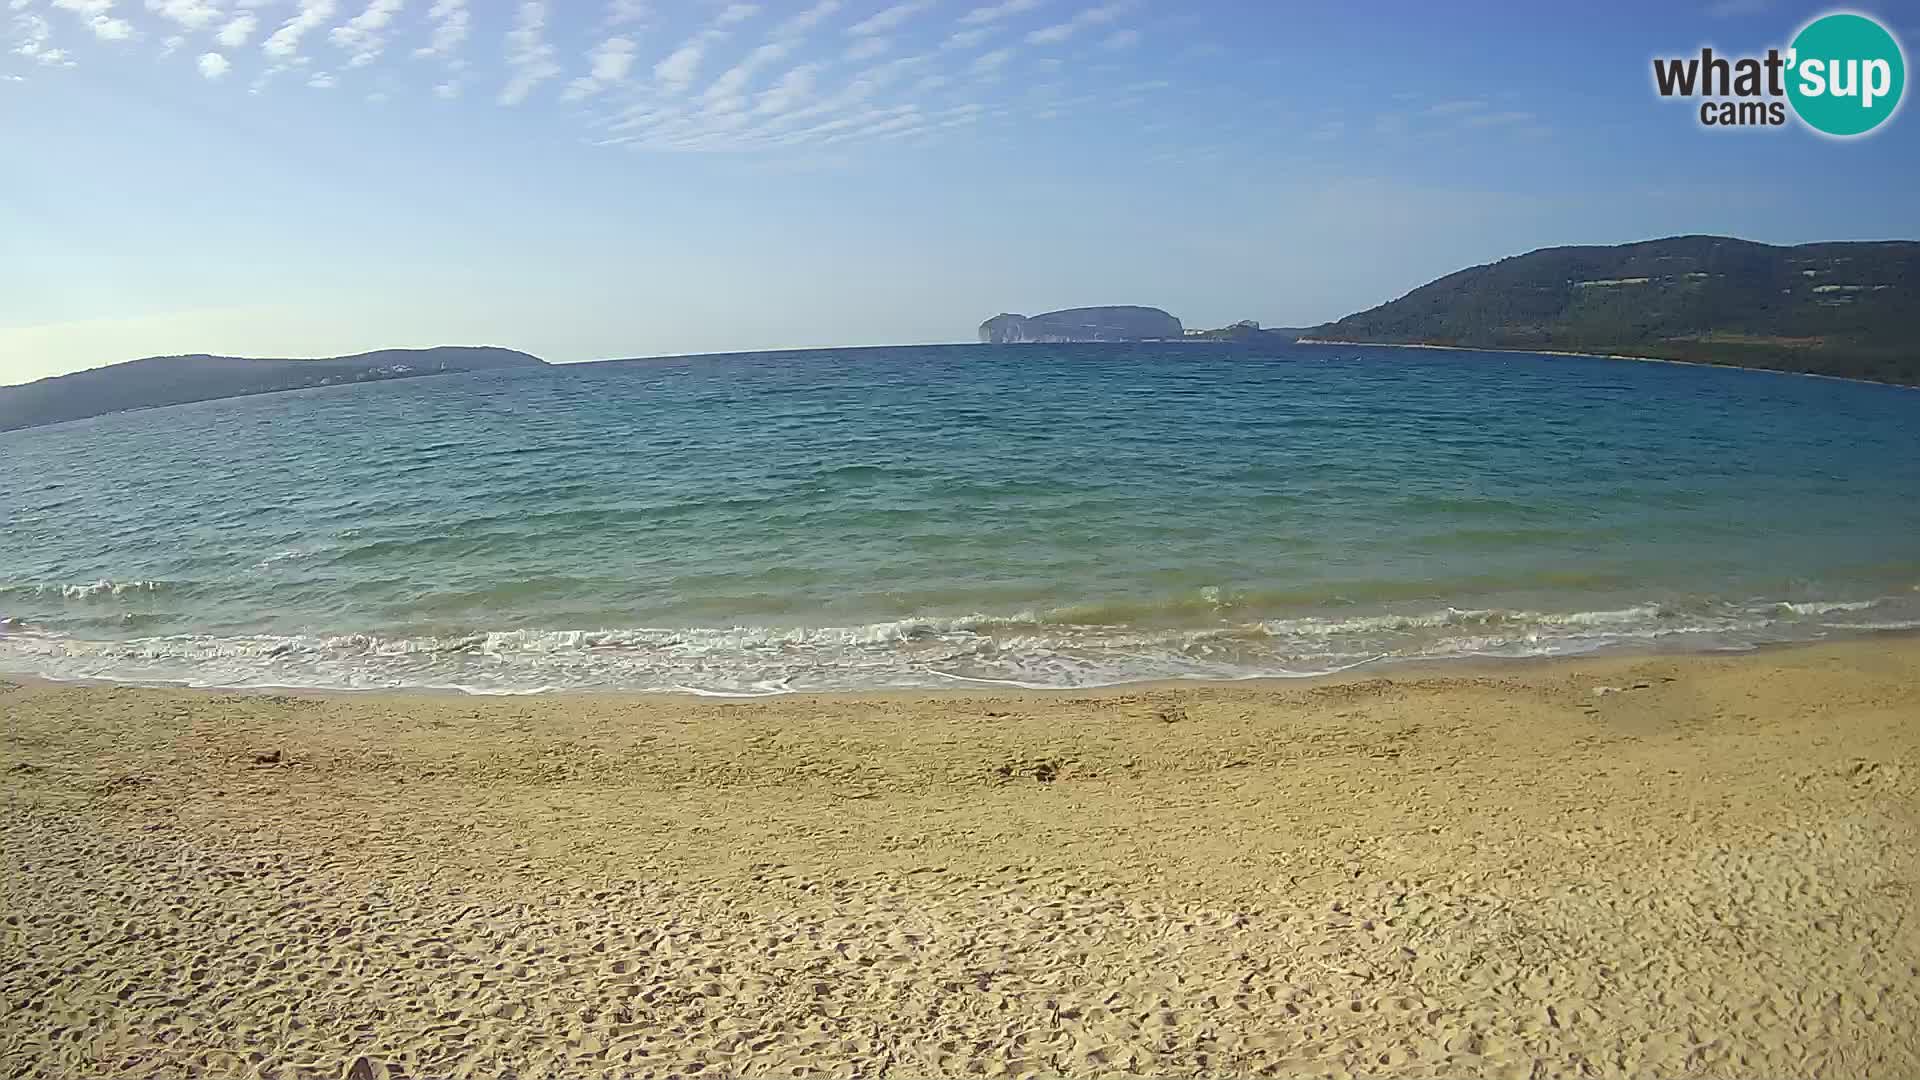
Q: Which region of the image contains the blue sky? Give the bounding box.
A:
[4,0,1917,382]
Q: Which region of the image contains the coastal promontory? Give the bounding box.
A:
[1305,235,1920,384]
[0,346,547,432]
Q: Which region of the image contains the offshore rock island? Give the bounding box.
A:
[978,306,1184,343]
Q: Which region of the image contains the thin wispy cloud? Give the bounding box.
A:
[10,11,55,64]
[653,33,713,94]
[604,0,647,26]
[753,61,818,115]
[1024,1,1124,45]
[775,0,840,36]
[412,0,465,61]
[8,0,1186,159]
[847,0,931,36]
[943,27,990,50]
[498,0,559,105]
[703,39,793,105]
[1369,97,1555,144]
[844,35,889,61]
[1464,109,1534,128]
[970,45,1012,74]
[959,0,1041,25]
[562,34,636,100]
[331,0,405,68]
[263,0,335,59]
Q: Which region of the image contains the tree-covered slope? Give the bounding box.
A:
[1309,236,1919,384]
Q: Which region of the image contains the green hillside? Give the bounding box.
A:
[1309,236,1920,385]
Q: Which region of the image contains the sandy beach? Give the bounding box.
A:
[4,639,1917,1079]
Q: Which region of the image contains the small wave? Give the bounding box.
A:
[256,550,317,566]
[1777,599,1877,616]
[41,580,170,600]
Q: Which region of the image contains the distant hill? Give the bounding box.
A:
[1182,321,1318,343]
[1306,236,1919,385]
[0,346,547,432]
[980,306,1183,343]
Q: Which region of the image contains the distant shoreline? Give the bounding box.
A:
[1292,338,1916,390]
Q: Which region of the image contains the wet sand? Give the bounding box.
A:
[4,639,1917,1078]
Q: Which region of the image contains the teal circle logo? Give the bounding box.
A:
[1787,12,1905,136]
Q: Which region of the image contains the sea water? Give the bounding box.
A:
[3,343,1917,694]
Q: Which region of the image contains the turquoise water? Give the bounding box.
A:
[3,343,1918,694]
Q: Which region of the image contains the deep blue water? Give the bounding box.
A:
[3,342,1917,693]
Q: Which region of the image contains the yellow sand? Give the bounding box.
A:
[3,638,1917,1079]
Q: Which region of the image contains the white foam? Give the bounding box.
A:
[1778,599,1877,616]
[0,593,1912,695]
[55,580,167,599]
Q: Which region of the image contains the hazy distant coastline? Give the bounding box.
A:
[5,233,1915,435]
[0,347,546,433]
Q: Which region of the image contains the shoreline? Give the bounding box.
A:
[4,621,1918,701]
[5,635,1917,1077]
[1293,337,1918,390]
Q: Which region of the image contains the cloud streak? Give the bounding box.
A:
[1025,2,1125,45]
[847,0,930,36]
[653,33,713,94]
[263,0,335,58]
[412,0,465,61]
[498,0,559,104]
[215,11,256,48]
[775,0,839,36]
[330,0,405,68]
[12,0,1176,160]
[563,34,636,100]
[959,0,1041,25]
